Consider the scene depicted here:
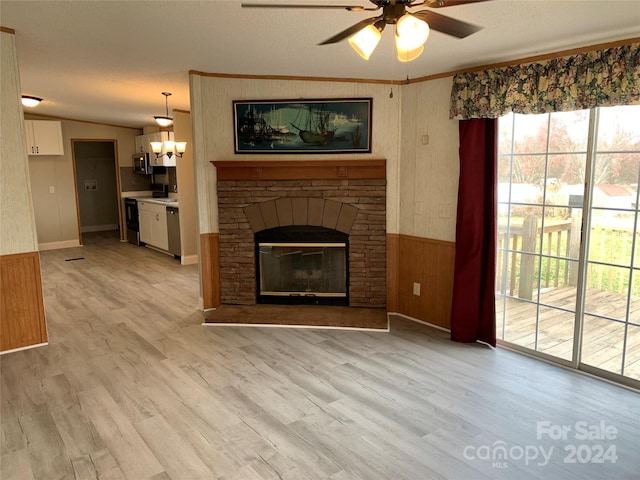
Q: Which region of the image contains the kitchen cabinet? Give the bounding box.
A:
[134,131,175,167]
[138,201,168,251]
[24,120,64,155]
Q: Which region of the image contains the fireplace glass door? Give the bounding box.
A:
[258,242,347,305]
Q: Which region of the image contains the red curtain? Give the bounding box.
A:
[450,118,497,347]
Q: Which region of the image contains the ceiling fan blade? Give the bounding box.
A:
[241,3,367,11]
[319,16,381,45]
[423,0,490,7]
[413,10,482,38]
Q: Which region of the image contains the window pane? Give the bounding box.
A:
[539,262,578,308]
[588,221,635,267]
[513,113,549,154]
[597,105,640,152]
[549,110,589,152]
[537,307,575,360]
[547,153,587,191]
[508,206,543,254]
[498,112,514,153]
[584,264,631,321]
[502,299,537,348]
[510,154,547,187]
[623,324,640,381]
[581,315,625,375]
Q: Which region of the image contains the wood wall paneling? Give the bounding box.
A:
[386,234,400,313]
[200,233,220,309]
[0,251,48,352]
[396,235,455,329]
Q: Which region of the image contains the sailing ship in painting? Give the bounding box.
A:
[290,104,335,146]
[237,106,276,146]
[235,100,370,152]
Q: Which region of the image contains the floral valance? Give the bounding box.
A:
[450,42,640,120]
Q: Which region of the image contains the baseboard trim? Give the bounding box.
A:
[80,224,118,233]
[38,240,81,251]
[201,322,389,332]
[0,342,48,355]
[388,312,452,333]
[181,254,198,265]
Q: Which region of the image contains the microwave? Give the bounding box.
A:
[132,153,166,175]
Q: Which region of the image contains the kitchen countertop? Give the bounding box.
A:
[128,196,179,208]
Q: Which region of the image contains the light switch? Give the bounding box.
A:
[49,186,55,194]
[413,282,421,296]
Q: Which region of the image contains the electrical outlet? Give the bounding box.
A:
[413,282,421,296]
[421,134,429,145]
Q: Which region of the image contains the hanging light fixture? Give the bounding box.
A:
[347,13,429,63]
[150,140,187,159]
[153,92,174,127]
[21,95,43,107]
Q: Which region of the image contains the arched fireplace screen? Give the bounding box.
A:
[255,226,349,306]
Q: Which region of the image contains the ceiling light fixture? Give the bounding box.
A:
[348,22,384,60]
[150,140,187,159]
[21,95,43,108]
[153,92,174,127]
[348,13,429,62]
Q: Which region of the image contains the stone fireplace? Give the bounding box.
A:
[212,160,386,308]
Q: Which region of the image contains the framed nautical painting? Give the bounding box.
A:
[233,98,372,154]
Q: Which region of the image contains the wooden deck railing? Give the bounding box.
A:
[497,215,580,299]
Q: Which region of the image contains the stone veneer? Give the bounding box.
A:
[216,178,386,308]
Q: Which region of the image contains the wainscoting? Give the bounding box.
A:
[200,233,220,309]
[389,234,456,329]
[0,251,48,352]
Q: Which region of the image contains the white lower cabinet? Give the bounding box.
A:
[138,201,168,250]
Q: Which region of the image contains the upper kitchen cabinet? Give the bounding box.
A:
[25,120,64,155]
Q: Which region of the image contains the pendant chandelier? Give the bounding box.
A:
[154,92,174,127]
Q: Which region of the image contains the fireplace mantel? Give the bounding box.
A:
[211,159,386,180]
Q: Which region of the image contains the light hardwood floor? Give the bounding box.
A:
[1,231,639,479]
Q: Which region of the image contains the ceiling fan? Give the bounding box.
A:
[242,0,489,61]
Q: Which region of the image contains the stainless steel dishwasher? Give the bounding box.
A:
[166,206,181,258]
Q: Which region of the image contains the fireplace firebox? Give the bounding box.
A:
[255,226,348,305]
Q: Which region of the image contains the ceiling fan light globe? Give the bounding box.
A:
[348,25,382,60]
[395,14,429,51]
[397,44,424,62]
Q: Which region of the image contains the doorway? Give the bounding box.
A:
[496,105,640,389]
[72,140,122,245]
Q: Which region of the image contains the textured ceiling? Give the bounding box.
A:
[2,0,639,128]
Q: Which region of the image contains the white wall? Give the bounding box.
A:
[25,114,141,247]
[399,77,459,242]
[190,75,403,235]
[1,30,38,255]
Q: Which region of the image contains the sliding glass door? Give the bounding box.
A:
[496,105,640,386]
